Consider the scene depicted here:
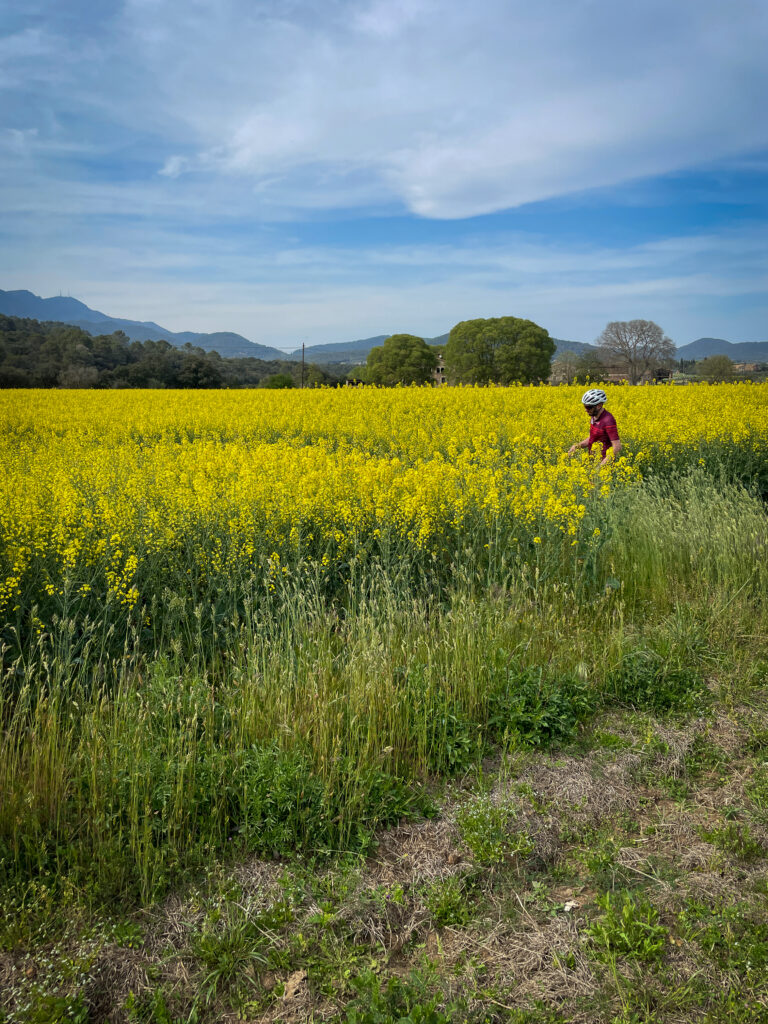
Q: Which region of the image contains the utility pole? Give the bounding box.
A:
[301,343,305,389]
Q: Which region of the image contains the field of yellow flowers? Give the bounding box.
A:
[2,383,766,626]
[1,381,768,966]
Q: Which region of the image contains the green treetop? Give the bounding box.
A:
[444,317,554,384]
[365,334,438,385]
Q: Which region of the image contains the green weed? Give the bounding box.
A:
[678,899,768,975]
[422,876,472,928]
[700,820,766,862]
[455,795,533,865]
[604,648,707,714]
[341,968,455,1024]
[586,891,668,962]
[191,911,269,1003]
[487,666,596,748]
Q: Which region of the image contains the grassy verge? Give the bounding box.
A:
[4,637,768,1022]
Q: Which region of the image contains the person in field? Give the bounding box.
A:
[567,389,622,466]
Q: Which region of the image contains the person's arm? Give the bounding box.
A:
[600,438,622,466]
[567,438,589,456]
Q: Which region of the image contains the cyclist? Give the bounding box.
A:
[567,388,622,466]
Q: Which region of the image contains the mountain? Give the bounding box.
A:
[551,338,597,355]
[290,333,456,365]
[291,336,390,363]
[675,337,768,361]
[0,290,118,323]
[0,289,286,361]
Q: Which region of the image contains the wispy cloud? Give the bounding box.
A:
[4,0,767,216]
[1,0,766,343]
[3,209,764,346]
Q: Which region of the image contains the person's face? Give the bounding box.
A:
[584,402,603,416]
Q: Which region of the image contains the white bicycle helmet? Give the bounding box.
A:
[581,388,607,406]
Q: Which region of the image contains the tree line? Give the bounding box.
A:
[0,317,344,389]
[360,317,678,386]
[360,316,556,385]
[4,313,750,391]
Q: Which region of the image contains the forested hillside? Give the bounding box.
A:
[0,316,340,388]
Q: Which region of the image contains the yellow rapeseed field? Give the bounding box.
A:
[1,384,767,617]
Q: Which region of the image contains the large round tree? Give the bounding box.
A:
[444,317,554,384]
[365,333,438,385]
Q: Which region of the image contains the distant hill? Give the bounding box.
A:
[676,337,768,361]
[293,336,390,363]
[294,333,452,365]
[0,314,346,389]
[0,290,114,324]
[0,289,286,361]
[551,338,597,356]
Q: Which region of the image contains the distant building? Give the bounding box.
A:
[432,351,447,386]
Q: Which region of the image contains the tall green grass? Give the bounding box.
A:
[1,468,767,931]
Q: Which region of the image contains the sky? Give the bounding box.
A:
[1,0,767,351]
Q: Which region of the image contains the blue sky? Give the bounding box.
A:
[1,0,766,350]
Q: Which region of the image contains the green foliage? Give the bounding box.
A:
[0,314,340,389]
[700,820,766,862]
[191,910,269,1002]
[365,334,438,386]
[0,709,431,915]
[406,669,482,774]
[604,649,707,714]
[684,733,729,778]
[21,993,89,1024]
[679,899,768,975]
[488,666,596,748]
[503,1006,569,1024]
[586,891,668,962]
[697,355,735,383]
[262,372,294,388]
[109,920,145,949]
[746,764,768,823]
[422,875,472,928]
[443,316,554,384]
[575,829,624,887]
[124,989,194,1024]
[455,795,533,865]
[572,349,608,384]
[342,968,455,1024]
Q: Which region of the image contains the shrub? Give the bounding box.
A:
[488,666,596,748]
[604,649,707,714]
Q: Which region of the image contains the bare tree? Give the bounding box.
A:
[596,320,675,384]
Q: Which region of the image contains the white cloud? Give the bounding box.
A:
[109,0,767,217]
[3,0,767,217]
[1,0,766,347]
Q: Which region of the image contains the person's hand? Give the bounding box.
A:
[567,444,578,456]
